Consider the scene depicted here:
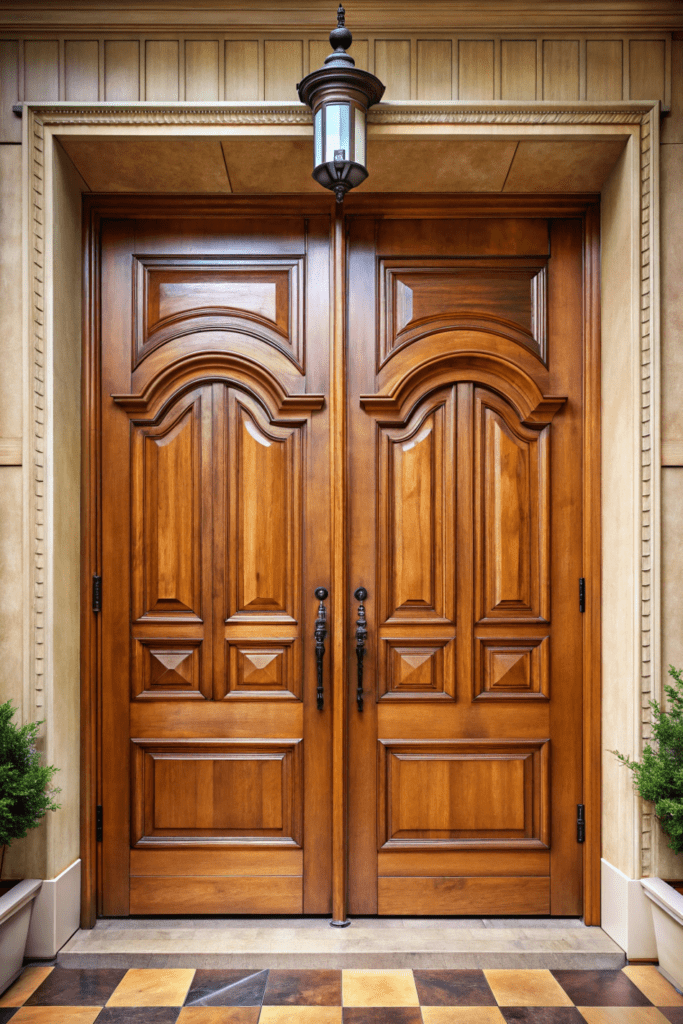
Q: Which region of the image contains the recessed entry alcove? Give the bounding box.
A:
[22,100,660,932]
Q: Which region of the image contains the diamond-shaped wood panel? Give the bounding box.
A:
[132,638,205,700]
[223,639,301,700]
[474,636,549,700]
[380,638,455,701]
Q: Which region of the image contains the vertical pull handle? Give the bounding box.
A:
[354,587,368,711]
[314,587,328,710]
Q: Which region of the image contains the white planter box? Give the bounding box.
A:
[641,877,683,993]
[0,879,42,995]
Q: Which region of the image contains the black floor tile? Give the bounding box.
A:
[184,969,268,1007]
[94,1009,180,1023]
[414,969,496,1006]
[26,969,128,1006]
[500,1010,587,1023]
[551,970,652,1007]
[0,1010,17,1023]
[661,1010,683,1023]
[263,969,342,1005]
[342,1010,423,1024]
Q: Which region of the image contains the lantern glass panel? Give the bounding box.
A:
[314,109,323,166]
[354,107,366,166]
[324,103,351,162]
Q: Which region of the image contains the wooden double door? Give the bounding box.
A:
[96,198,590,919]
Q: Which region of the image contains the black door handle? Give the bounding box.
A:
[314,587,328,709]
[354,587,368,711]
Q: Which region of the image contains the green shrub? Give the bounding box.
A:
[0,700,60,852]
[613,665,683,856]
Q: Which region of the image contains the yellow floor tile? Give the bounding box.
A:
[623,965,683,1006]
[484,969,574,1007]
[421,1008,506,1024]
[177,1009,260,1023]
[259,1009,342,1024]
[343,969,420,1007]
[579,1009,671,1024]
[0,966,53,1007]
[106,967,195,1006]
[10,1009,101,1024]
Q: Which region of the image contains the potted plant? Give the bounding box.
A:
[614,664,683,991]
[0,700,60,993]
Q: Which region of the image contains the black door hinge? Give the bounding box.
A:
[92,574,102,613]
[577,804,586,843]
[96,805,103,843]
[579,577,586,614]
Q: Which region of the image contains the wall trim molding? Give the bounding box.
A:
[2,3,683,33]
[21,99,660,923]
[16,100,658,127]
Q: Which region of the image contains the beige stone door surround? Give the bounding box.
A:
[19,99,660,945]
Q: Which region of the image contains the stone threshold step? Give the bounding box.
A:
[58,924,626,970]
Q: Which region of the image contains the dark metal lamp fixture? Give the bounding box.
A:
[297,5,385,203]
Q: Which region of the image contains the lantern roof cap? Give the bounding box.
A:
[297,4,385,109]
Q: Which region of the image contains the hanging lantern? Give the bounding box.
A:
[297,5,385,203]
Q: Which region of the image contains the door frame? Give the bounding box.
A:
[17,100,660,936]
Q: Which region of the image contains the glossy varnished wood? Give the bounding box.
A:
[83,194,601,923]
[347,205,593,918]
[94,200,333,916]
[377,876,551,915]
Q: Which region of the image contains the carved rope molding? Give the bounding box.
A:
[23,103,659,871]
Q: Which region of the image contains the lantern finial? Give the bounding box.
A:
[327,3,353,65]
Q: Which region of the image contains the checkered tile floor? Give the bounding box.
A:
[1,966,682,1022]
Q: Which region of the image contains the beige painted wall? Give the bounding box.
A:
[1,15,682,889]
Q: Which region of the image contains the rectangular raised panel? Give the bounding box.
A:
[379,395,454,624]
[542,40,580,101]
[380,638,455,701]
[145,40,180,101]
[629,40,666,103]
[586,40,623,101]
[378,849,550,877]
[104,40,140,101]
[131,847,303,876]
[223,639,301,701]
[225,40,259,101]
[378,739,549,850]
[65,41,99,101]
[474,636,550,701]
[132,638,206,701]
[501,41,537,100]
[130,875,303,915]
[134,257,304,371]
[132,398,203,621]
[417,41,452,100]
[23,40,59,100]
[380,260,547,365]
[185,41,219,101]
[227,395,302,623]
[378,876,550,915]
[476,391,549,623]
[131,738,303,846]
[264,40,302,101]
[377,219,550,258]
[458,40,495,100]
[374,40,411,101]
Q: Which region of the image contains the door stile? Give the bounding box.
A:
[81,203,101,927]
[330,203,349,925]
[456,384,474,700]
[583,204,602,925]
